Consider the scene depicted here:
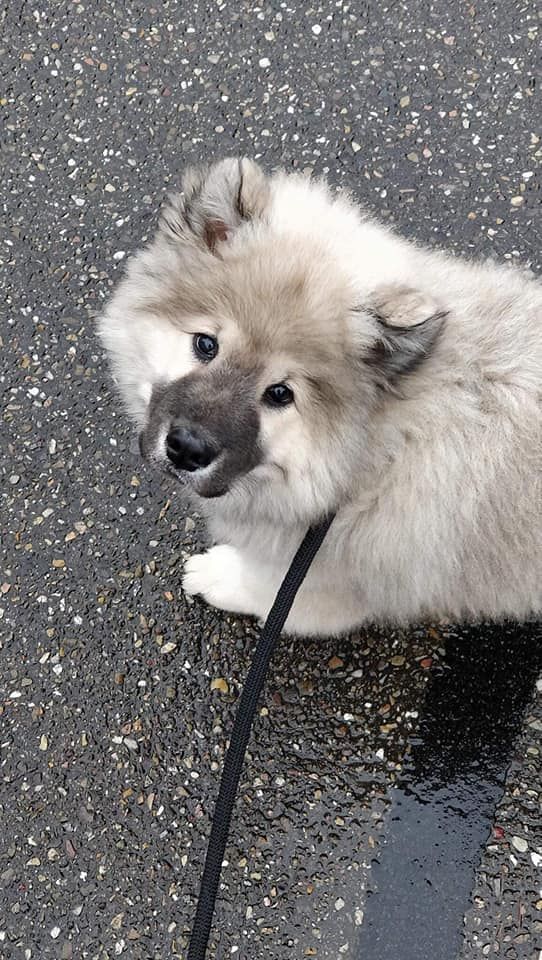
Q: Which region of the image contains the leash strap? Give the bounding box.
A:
[187,515,335,960]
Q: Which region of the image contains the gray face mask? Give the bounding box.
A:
[139,364,262,499]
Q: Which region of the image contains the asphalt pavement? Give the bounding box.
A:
[1,2,541,958]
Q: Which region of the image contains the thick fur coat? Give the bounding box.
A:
[98,158,542,635]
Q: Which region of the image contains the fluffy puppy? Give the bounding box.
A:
[98,158,542,635]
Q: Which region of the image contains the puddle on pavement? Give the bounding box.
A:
[355,621,542,960]
[179,620,541,958]
[200,626,436,957]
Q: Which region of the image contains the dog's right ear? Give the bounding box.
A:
[160,158,270,253]
[361,284,447,386]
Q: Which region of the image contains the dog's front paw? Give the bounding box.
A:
[182,544,254,617]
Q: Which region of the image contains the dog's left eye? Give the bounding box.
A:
[263,383,294,407]
[193,334,218,361]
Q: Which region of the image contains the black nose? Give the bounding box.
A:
[166,427,217,472]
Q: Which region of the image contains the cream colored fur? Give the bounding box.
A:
[99,158,542,636]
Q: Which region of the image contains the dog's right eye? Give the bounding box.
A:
[193,334,219,362]
[263,383,294,407]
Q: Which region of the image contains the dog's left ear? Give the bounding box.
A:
[363,284,447,384]
[160,157,270,253]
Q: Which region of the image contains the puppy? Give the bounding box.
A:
[98,158,542,636]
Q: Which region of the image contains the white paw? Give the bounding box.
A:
[182,545,254,616]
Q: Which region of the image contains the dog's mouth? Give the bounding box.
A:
[139,439,231,498]
[138,423,263,500]
[165,460,230,499]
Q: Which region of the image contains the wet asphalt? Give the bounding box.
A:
[1,2,541,959]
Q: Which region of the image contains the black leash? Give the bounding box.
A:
[187,515,335,960]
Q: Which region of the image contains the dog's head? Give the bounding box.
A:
[99,158,444,520]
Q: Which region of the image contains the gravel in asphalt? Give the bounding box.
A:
[1,2,540,958]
